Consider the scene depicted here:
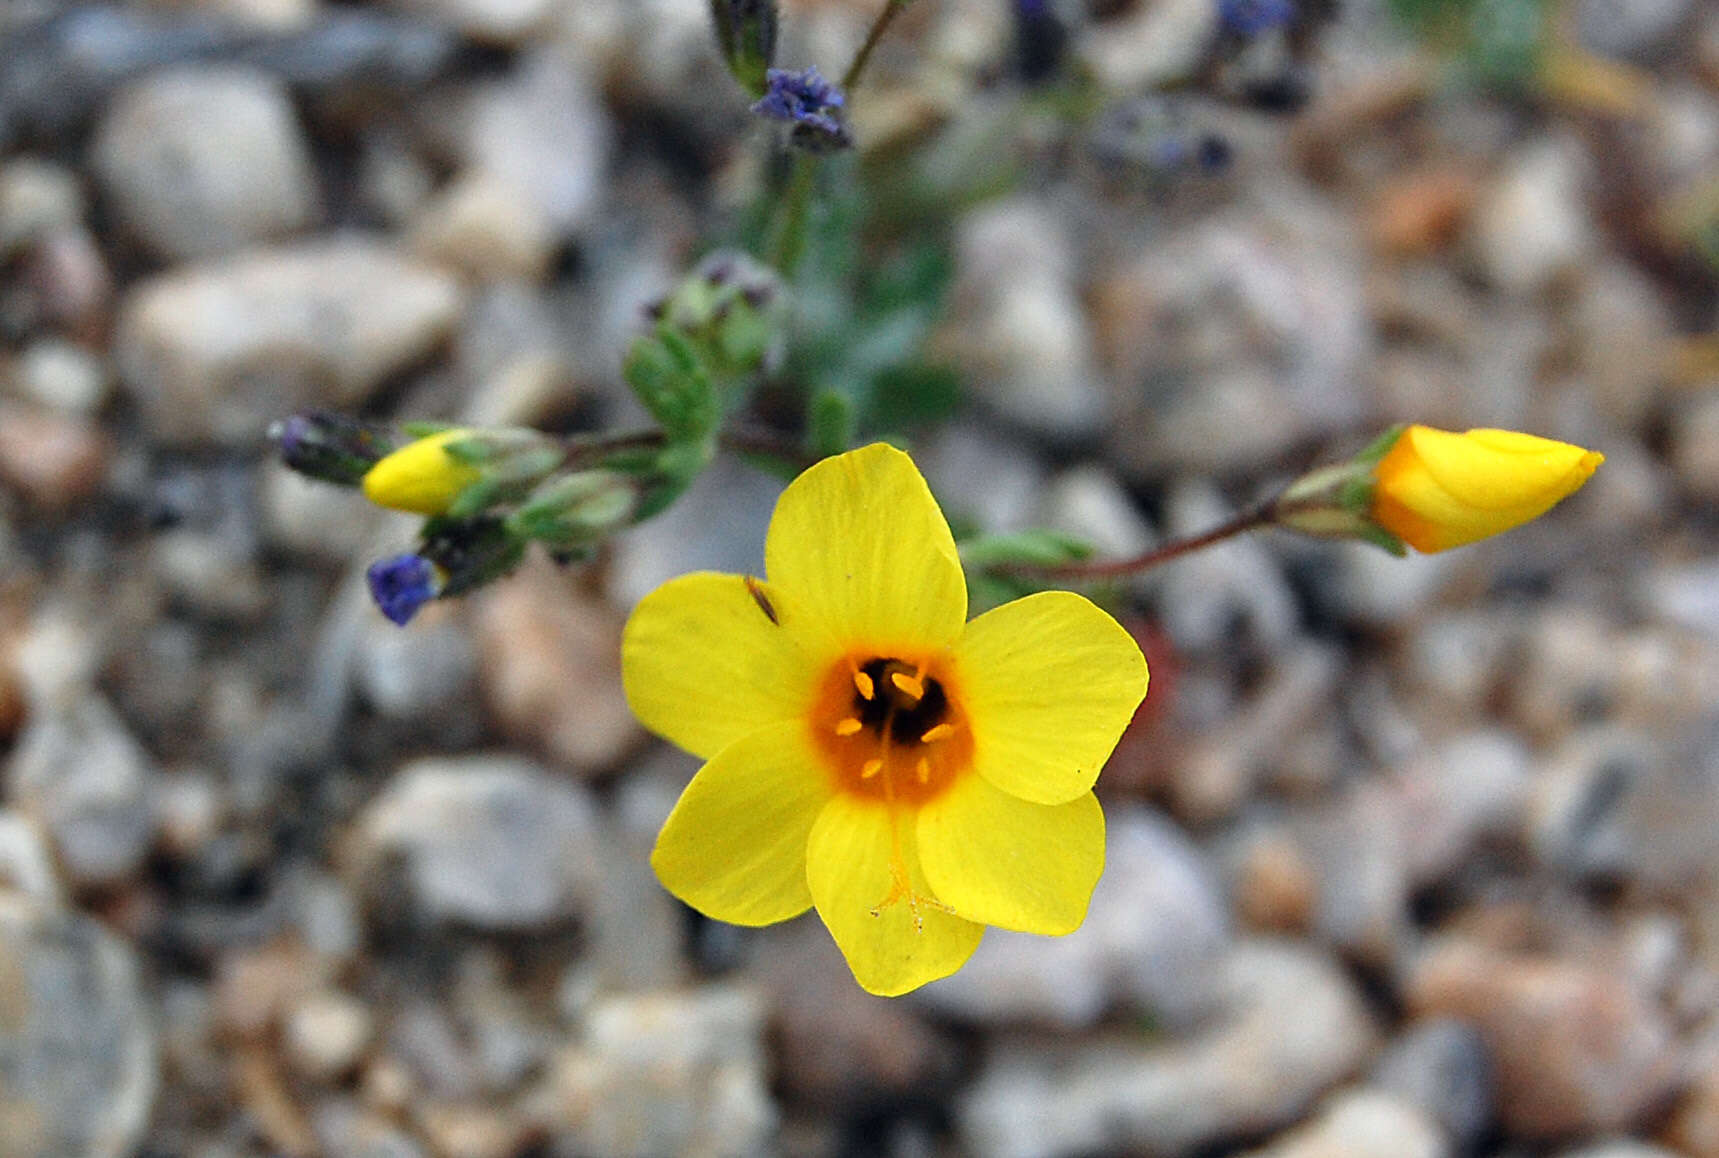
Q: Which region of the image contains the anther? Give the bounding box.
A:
[861,758,884,779]
[834,717,862,737]
[853,670,875,700]
[890,671,925,701]
[919,723,955,744]
[916,757,931,783]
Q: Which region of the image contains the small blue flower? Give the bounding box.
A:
[367,554,444,626]
[1219,0,1294,35]
[752,66,850,150]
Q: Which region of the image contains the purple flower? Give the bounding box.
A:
[367,554,443,625]
[752,65,850,150]
[1219,0,1294,35]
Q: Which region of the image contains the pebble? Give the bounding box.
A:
[351,611,481,725]
[0,809,62,906]
[1170,641,1337,822]
[1670,392,1719,502]
[1230,825,1318,935]
[285,990,374,1082]
[525,985,776,1158]
[473,557,641,775]
[1524,726,1658,884]
[0,157,84,255]
[919,422,1050,536]
[386,0,556,45]
[757,917,960,1112]
[1393,730,1531,887]
[407,171,556,284]
[1405,938,1681,1136]
[1037,463,1157,562]
[1558,1145,1684,1158]
[0,400,108,512]
[355,754,604,930]
[1079,0,1218,91]
[0,896,159,1158]
[455,50,610,237]
[1575,0,1692,61]
[1370,1019,1493,1147]
[15,338,110,414]
[6,694,155,889]
[114,240,463,444]
[1469,137,1594,297]
[945,198,1109,441]
[923,806,1231,1029]
[91,66,318,261]
[1237,1088,1449,1158]
[957,939,1377,1158]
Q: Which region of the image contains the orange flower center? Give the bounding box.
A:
[810,653,973,806]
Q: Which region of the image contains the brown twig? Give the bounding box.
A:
[997,502,1279,582]
[841,0,911,93]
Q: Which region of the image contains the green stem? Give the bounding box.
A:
[998,502,1279,582]
[769,151,819,276]
[842,0,912,92]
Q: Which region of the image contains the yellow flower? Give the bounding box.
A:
[1371,426,1604,553]
[361,429,482,516]
[623,444,1148,995]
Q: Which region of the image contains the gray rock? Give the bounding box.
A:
[526,985,776,1158]
[6,695,154,888]
[1557,1143,1683,1158]
[356,756,604,930]
[1371,1020,1492,1147]
[16,339,110,415]
[407,170,556,283]
[1526,726,1659,884]
[946,198,1109,441]
[1398,611,1516,719]
[1406,938,1681,1137]
[922,806,1230,1029]
[1575,0,1691,61]
[1394,731,1531,887]
[386,0,556,45]
[0,157,85,256]
[0,810,61,907]
[91,66,318,261]
[607,455,778,609]
[351,613,480,723]
[1670,392,1719,503]
[1642,557,1719,641]
[920,423,1049,537]
[0,897,158,1158]
[1158,482,1299,654]
[456,51,609,236]
[1079,0,1219,90]
[957,940,1377,1158]
[1238,1089,1449,1158]
[1469,137,1594,297]
[1038,463,1157,562]
[115,240,463,444]
[1297,784,1412,966]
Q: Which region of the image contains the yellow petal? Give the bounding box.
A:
[805,795,983,996]
[1373,426,1604,553]
[622,571,833,760]
[765,443,967,654]
[650,721,832,926]
[917,778,1104,935]
[951,591,1147,806]
[361,429,483,515]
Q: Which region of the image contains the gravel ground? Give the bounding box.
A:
[3,0,1719,1156]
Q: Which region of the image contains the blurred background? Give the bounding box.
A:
[2,0,1719,1155]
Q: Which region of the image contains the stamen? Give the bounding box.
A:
[861,758,884,779]
[853,670,875,700]
[890,671,925,701]
[919,723,956,744]
[834,717,863,737]
[916,757,931,783]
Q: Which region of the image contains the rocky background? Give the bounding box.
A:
[3,0,1719,1156]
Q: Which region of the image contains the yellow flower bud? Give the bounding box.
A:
[360,429,483,516]
[1371,426,1603,553]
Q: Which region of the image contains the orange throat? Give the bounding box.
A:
[810,652,973,805]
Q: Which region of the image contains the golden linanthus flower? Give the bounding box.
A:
[360,429,483,516]
[1371,426,1604,553]
[622,444,1148,996]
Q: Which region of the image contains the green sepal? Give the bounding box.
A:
[807,388,855,459]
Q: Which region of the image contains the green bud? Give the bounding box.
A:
[270,411,398,487]
[417,516,528,599]
[438,429,570,520]
[710,0,778,98]
[506,470,640,546]
[647,252,785,384]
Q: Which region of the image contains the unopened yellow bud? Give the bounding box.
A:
[1371,426,1603,553]
[361,429,483,516]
